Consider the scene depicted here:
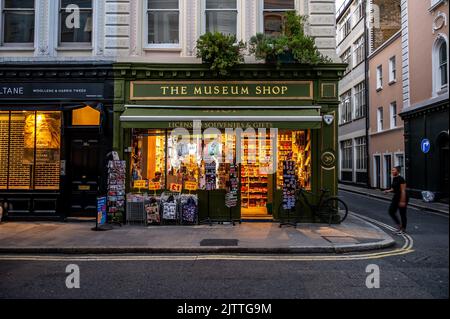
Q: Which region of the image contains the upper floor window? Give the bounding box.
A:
[390,102,397,128]
[146,0,180,46]
[353,0,363,23]
[1,0,35,45]
[263,0,295,36]
[205,0,238,36]
[340,90,352,125]
[433,36,448,94]
[341,48,352,75]
[354,35,365,66]
[376,65,383,90]
[354,81,366,119]
[389,56,397,83]
[377,107,384,132]
[60,0,92,45]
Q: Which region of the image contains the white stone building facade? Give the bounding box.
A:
[0,0,338,62]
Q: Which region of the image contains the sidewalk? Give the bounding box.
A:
[339,184,449,215]
[0,214,394,254]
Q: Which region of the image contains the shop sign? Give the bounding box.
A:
[184,181,198,191]
[97,197,107,226]
[133,180,147,189]
[0,83,104,99]
[168,121,275,129]
[130,81,313,101]
[169,183,183,192]
[79,185,90,191]
[148,181,161,191]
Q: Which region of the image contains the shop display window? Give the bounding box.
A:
[131,129,166,189]
[0,111,61,190]
[72,106,100,126]
[277,130,312,190]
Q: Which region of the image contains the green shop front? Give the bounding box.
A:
[114,64,344,223]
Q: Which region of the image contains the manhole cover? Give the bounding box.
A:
[200,239,239,246]
[322,236,359,244]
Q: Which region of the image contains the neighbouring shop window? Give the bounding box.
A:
[340,90,352,124]
[355,137,367,170]
[205,0,237,36]
[354,81,366,119]
[263,0,295,36]
[0,111,61,190]
[277,130,312,190]
[72,106,100,126]
[341,140,353,170]
[147,0,179,45]
[131,129,166,189]
[60,0,93,45]
[1,0,35,44]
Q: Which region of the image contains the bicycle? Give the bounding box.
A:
[278,188,348,227]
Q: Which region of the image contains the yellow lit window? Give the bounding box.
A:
[72,106,100,126]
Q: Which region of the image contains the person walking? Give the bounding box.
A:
[384,166,409,234]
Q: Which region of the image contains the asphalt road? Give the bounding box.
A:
[0,191,448,299]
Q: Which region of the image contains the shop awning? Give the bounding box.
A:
[120,107,323,129]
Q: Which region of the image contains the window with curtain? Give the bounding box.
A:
[340,90,352,124]
[341,140,353,170]
[354,81,366,119]
[1,0,35,44]
[354,35,365,66]
[60,0,92,44]
[205,0,237,36]
[263,0,295,36]
[147,0,179,45]
[439,40,448,88]
[355,137,367,170]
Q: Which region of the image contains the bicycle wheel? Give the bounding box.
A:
[322,197,348,224]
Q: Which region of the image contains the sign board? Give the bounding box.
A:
[184,181,198,191]
[97,197,107,226]
[0,83,105,99]
[133,180,147,189]
[79,185,90,191]
[130,81,314,101]
[169,183,183,192]
[421,139,431,154]
[148,181,161,191]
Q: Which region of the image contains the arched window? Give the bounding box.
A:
[439,40,448,88]
[433,36,449,94]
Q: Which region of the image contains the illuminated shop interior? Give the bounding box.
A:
[0,111,61,190]
[130,129,312,217]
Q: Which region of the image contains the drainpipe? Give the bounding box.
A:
[364,0,372,188]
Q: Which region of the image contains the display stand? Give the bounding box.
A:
[200,161,216,226]
[279,159,298,228]
[107,152,125,227]
[92,196,113,231]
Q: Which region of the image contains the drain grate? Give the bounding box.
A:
[200,239,239,246]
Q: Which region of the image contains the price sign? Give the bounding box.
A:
[184,181,198,191]
[148,182,161,191]
[133,180,146,189]
[169,183,183,192]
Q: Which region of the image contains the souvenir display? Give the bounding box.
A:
[225,164,239,208]
[107,158,126,223]
[180,194,198,224]
[282,160,297,210]
[205,161,217,191]
[145,197,161,225]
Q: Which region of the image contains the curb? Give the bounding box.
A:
[339,187,449,215]
[0,239,395,255]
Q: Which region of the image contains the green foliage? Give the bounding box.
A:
[196,32,246,76]
[249,11,331,65]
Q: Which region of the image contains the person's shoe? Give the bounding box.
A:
[395,229,404,235]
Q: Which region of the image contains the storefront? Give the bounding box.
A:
[0,63,114,220]
[114,64,345,223]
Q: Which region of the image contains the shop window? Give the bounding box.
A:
[1,0,35,45]
[205,0,238,36]
[72,106,100,126]
[277,130,312,191]
[59,0,93,45]
[131,130,166,190]
[263,0,295,36]
[0,111,61,190]
[146,0,180,46]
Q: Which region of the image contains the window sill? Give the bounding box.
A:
[56,46,93,52]
[376,87,383,92]
[0,46,34,51]
[436,86,448,96]
[388,80,397,86]
[143,46,182,52]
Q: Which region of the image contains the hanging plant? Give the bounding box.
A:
[196,32,246,76]
[249,12,331,65]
